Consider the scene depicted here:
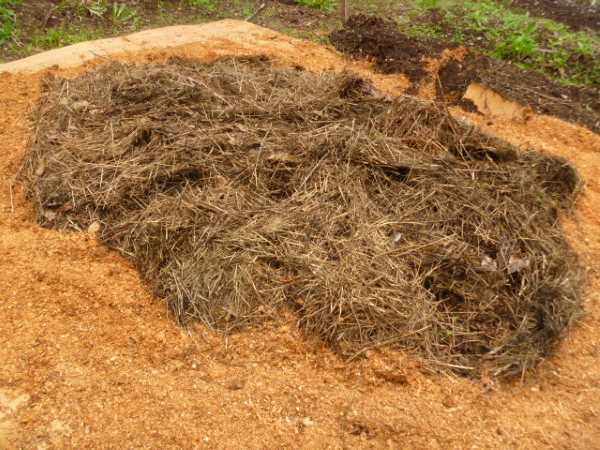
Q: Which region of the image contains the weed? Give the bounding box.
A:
[241,1,254,18]
[84,0,109,18]
[111,2,138,24]
[55,1,137,23]
[0,0,19,44]
[297,0,336,11]
[29,26,102,49]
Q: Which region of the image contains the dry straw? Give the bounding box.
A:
[22,56,583,378]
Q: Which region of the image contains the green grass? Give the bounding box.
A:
[297,0,337,11]
[111,2,138,23]
[28,26,104,50]
[403,0,600,85]
[54,0,138,24]
[240,1,255,18]
[2,0,596,89]
[0,0,19,44]
[188,0,218,11]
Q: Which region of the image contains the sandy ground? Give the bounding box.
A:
[1,21,599,449]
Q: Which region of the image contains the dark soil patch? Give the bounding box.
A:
[437,54,600,133]
[22,56,583,379]
[332,14,600,134]
[330,14,447,83]
[414,5,600,87]
[436,56,481,113]
[436,56,483,106]
[510,0,600,32]
[481,59,600,131]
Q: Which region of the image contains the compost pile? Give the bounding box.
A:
[22,56,583,378]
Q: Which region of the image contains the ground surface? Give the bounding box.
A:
[510,0,600,31]
[1,20,600,450]
[329,14,600,134]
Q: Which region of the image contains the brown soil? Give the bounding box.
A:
[436,56,480,112]
[510,0,600,32]
[331,15,600,134]
[1,23,600,449]
[438,55,600,134]
[330,14,445,84]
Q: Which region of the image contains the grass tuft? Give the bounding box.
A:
[0,0,19,44]
[297,0,337,12]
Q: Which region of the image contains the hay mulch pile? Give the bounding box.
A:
[22,56,583,378]
[330,14,600,134]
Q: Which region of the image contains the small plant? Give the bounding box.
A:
[492,20,538,60]
[0,0,20,44]
[64,1,137,24]
[296,0,336,11]
[241,1,254,19]
[111,2,137,23]
[30,26,101,49]
[493,33,537,59]
[85,0,108,17]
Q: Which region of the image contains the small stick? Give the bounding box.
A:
[340,0,349,22]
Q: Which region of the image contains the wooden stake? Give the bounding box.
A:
[340,0,349,22]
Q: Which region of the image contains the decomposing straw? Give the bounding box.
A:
[22,56,583,378]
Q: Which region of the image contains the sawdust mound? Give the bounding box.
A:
[22,56,583,378]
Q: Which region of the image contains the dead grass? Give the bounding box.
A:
[21,56,583,378]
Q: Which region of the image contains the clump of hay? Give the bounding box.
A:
[22,56,583,378]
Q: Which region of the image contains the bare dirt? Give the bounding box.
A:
[1,21,600,449]
[331,15,600,135]
[438,54,600,134]
[510,0,600,32]
[330,14,446,87]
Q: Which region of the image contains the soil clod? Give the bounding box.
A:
[330,14,444,83]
